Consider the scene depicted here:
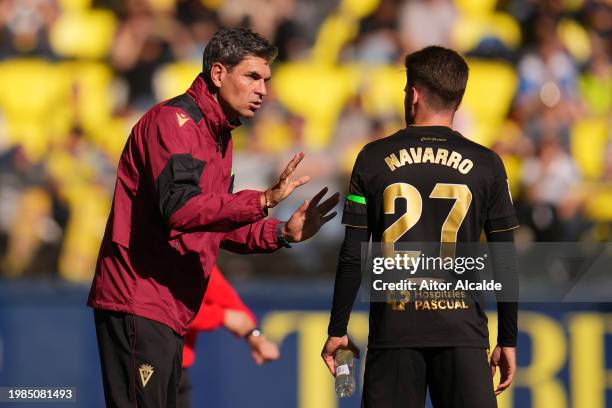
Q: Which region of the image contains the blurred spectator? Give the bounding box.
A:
[354,0,399,64]
[516,15,582,123]
[0,145,66,277]
[520,135,582,241]
[174,0,220,61]
[111,0,192,108]
[45,126,113,281]
[397,0,456,53]
[0,0,59,59]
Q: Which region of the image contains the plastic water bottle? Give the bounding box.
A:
[335,349,355,398]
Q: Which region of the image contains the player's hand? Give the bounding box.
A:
[223,310,255,337]
[283,187,339,243]
[489,345,516,395]
[247,334,280,365]
[262,152,310,209]
[321,335,360,376]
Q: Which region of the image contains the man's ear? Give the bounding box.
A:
[411,86,419,106]
[210,62,226,88]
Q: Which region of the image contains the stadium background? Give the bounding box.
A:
[0,0,610,407]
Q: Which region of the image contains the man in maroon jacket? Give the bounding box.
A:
[89,27,338,408]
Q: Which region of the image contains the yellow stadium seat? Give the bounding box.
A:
[59,61,115,132]
[311,14,358,65]
[1,188,52,277]
[461,59,517,146]
[579,72,612,116]
[584,183,612,222]
[340,0,379,19]
[50,10,117,59]
[154,62,201,102]
[273,62,359,149]
[570,117,609,179]
[90,117,131,162]
[0,59,71,160]
[557,19,591,63]
[452,12,521,52]
[57,0,92,12]
[59,183,111,282]
[454,0,497,16]
[360,64,405,117]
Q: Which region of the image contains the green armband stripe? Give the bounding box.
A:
[346,194,366,205]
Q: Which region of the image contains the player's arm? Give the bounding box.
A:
[484,153,520,395]
[190,265,280,364]
[321,226,366,374]
[486,228,518,396]
[210,268,280,366]
[322,150,368,375]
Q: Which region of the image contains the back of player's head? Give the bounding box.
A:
[202,27,277,87]
[404,46,469,112]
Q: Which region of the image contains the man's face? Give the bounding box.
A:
[214,56,271,120]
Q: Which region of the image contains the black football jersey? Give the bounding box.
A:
[342,125,518,348]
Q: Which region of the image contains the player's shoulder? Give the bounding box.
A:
[453,131,503,170]
[359,129,405,156]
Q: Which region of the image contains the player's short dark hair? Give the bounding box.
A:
[202,27,277,86]
[404,46,469,111]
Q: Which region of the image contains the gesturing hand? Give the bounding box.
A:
[262,152,310,209]
[282,187,339,243]
[247,335,280,365]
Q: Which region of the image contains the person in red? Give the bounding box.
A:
[178,264,279,408]
[89,27,338,408]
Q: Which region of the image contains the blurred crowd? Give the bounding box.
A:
[0,0,610,282]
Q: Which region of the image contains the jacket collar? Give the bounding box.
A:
[186,74,240,140]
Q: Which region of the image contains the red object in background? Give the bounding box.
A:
[183,264,256,368]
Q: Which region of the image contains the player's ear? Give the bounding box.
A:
[210,62,226,88]
[411,87,419,105]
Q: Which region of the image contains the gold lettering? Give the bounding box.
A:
[458,159,474,174]
[399,149,412,166]
[435,148,449,165]
[446,151,462,169]
[422,147,435,163]
[410,147,422,163]
[385,154,401,171]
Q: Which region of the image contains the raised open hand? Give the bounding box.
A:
[282,187,339,243]
[262,152,310,209]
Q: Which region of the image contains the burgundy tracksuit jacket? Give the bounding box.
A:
[88,75,281,335]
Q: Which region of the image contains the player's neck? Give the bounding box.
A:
[411,111,454,129]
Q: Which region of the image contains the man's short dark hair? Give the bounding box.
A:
[202,27,277,86]
[404,46,469,111]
